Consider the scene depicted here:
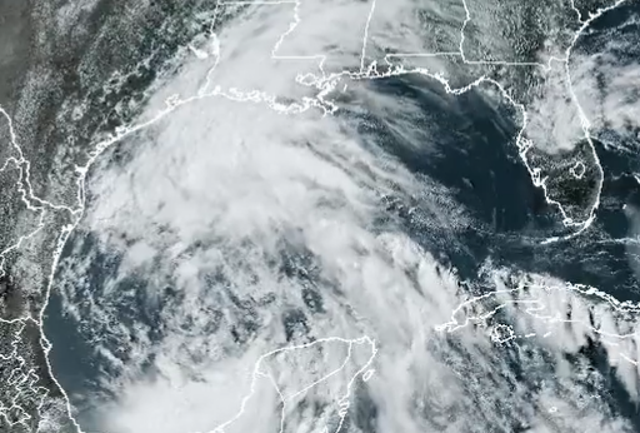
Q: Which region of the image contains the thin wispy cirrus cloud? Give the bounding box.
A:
[48,1,640,433]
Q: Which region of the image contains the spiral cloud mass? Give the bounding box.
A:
[1,1,640,433]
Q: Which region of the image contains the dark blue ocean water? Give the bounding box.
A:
[354,3,640,304]
[43,2,640,430]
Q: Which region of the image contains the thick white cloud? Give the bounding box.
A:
[49,1,640,433]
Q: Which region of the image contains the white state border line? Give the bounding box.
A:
[216,0,623,240]
[0,319,51,429]
[209,336,377,433]
[0,0,631,431]
[436,281,640,365]
[0,107,79,428]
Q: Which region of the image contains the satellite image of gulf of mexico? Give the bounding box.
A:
[0,0,639,433]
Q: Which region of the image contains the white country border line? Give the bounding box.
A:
[20,0,633,430]
[436,279,640,365]
[260,336,375,433]
[0,108,77,290]
[437,279,640,334]
[207,336,376,433]
[35,10,337,428]
[0,107,77,214]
